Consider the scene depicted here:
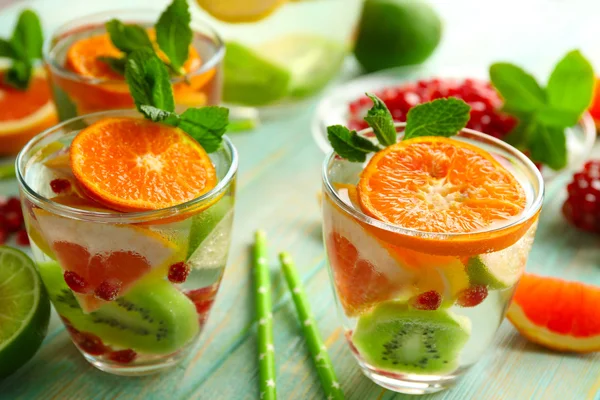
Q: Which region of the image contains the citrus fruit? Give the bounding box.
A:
[323,195,415,316]
[196,0,286,23]
[223,42,290,106]
[353,0,442,72]
[507,274,600,353]
[0,246,51,378]
[70,117,217,212]
[33,207,180,312]
[357,136,531,255]
[0,69,58,155]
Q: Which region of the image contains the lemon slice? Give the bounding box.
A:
[196,0,286,23]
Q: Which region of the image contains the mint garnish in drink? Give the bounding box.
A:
[0,10,43,89]
[327,93,471,162]
[101,0,192,76]
[124,48,228,152]
[490,50,595,170]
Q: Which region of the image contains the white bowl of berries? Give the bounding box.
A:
[312,69,596,182]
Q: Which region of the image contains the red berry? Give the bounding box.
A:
[410,290,442,310]
[50,178,71,194]
[4,197,22,214]
[562,160,600,234]
[0,229,7,245]
[107,349,137,364]
[4,212,22,232]
[94,280,121,301]
[456,285,488,307]
[168,262,190,284]
[73,331,107,355]
[15,229,30,246]
[64,271,88,294]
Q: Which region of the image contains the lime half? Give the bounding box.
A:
[0,246,50,379]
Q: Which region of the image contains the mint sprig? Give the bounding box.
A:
[490,50,595,170]
[0,10,43,89]
[102,0,192,77]
[125,49,228,153]
[327,93,471,162]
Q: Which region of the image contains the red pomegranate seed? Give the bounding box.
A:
[94,280,121,301]
[50,178,71,194]
[74,331,107,355]
[456,285,488,307]
[4,212,22,232]
[15,229,30,246]
[0,229,7,245]
[64,271,88,294]
[4,197,22,214]
[168,262,190,284]
[410,290,442,310]
[563,160,600,233]
[107,349,137,364]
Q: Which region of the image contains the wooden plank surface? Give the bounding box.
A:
[1,1,600,399]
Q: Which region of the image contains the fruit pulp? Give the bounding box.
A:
[197,0,362,111]
[46,23,222,121]
[322,135,540,393]
[20,132,235,375]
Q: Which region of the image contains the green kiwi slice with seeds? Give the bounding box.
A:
[352,301,471,374]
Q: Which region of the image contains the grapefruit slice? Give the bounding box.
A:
[33,208,179,312]
[357,136,532,255]
[507,273,600,353]
[0,69,58,155]
[323,195,415,316]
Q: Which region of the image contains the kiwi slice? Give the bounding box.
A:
[466,251,522,290]
[352,301,471,374]
[38,262,199,354]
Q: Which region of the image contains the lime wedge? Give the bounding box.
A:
[0,246,50,378]
[257,34,347,99]
[223,42,291,106]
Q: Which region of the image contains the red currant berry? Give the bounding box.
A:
[4,212,22,232]
[64,271,88,294]
[4,197,22,214]
[563,160,600,234]
[74,332,107,355]
[410,290,442,310]
[15,229,30,246]
[168,262,190,284]
[94,280,121,301]
[50,178,72,194]
[107,349,137,364]
[0,229,7,245]
[456,285,488,307]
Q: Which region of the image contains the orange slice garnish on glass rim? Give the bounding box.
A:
[70,117,217,212]
[355,136,537,256]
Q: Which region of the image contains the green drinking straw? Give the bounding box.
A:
[279,252,345,400]
[253,230,277,400]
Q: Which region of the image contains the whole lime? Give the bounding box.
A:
[353,0,442,72]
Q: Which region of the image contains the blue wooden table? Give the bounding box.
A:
[1,1,600,399]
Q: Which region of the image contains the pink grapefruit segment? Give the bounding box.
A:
[507,273,600,353]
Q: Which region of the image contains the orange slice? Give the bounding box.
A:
[507,273,600,353]
[196,0,286,23]
[0,69,58,155]
[357,136,532,256]
[70,117,217,212]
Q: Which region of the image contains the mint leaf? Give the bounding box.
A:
[5,60,32,89]
[403,98,471,141]
[125,49,175,113]
[535,106,580,127]
[106,20,153,54]
[363,93,397,146]
[528,121,567,170]
[0,38,17,59]
[10,10,43,60]
[327,125,380,162]
[139,105,176,123]
[155,0,192,74]
[489,63,546,113]
[97,56,127,75]
[176,107,229,153]
[546,50,595,120]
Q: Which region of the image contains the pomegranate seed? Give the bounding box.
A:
[0,229,7,245]
[4,212,22,232]
[563,160,600,234]
[4,197,22,214]
[107,349,137,364]
[94,280,121,301]
[64,271,88,294]
[73,331,107,355]
[168,262,190,284]
[456,285,488,307]
[50,178,71,194]
[410,290,442,310]
[15,229,30,246]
